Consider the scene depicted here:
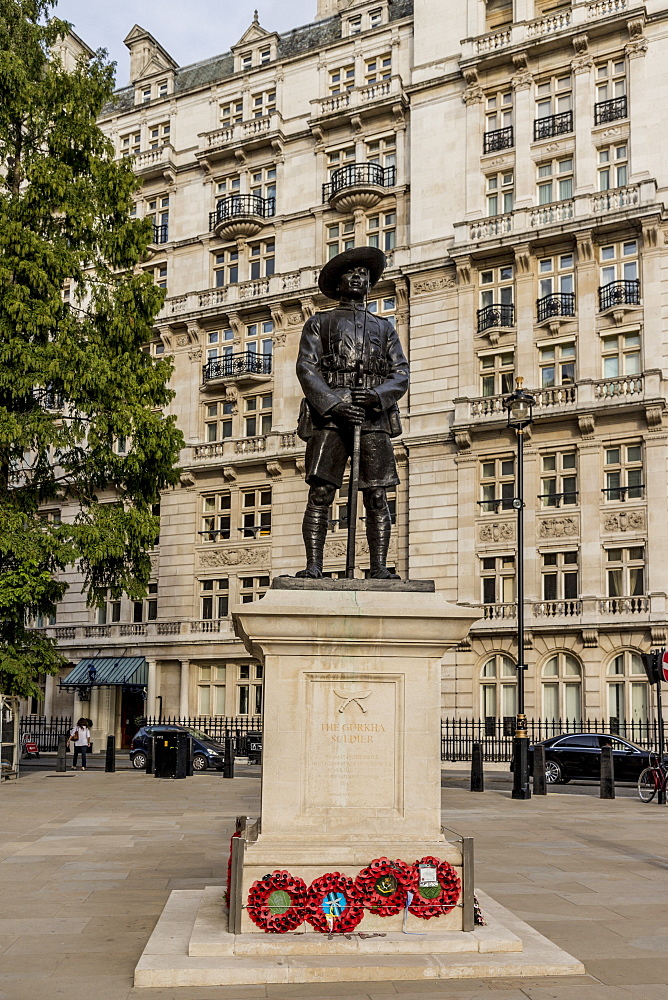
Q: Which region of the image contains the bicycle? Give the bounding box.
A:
[637,753,668,802]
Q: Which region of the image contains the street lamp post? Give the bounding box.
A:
[503,377,535,801]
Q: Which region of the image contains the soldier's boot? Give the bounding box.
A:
[365,491,400,580]
[296,503,330,578]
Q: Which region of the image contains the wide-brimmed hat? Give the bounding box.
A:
[318,246,386,301]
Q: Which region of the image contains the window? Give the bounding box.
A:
[486,89,513,133]
[37,508,62,526]
[260,47,271,65]
[214,249,239,287]
[241,488,272,537]
[538,255,574,299]
[541,550,578,600]
[327,219,355,259]
[147,195,169,243]
[600,240,638,284]
[249,240,275,279]
[607,652,648,723]
[365,54,391,84]
[480,266,514,311]
[158,80,168,98]
[205,400,234,442]
[329,64,355,94]
[542,654,582,721]
[596,59,626,102]
[201,492,231,542]
[148,122,170,149]
[603,444,643,501]
[206,328,234,362]
[221,100,243,126]
[241,52,252,71]
[479,351,514,397]
[133,582,158,623]
[480,654,517,719]
[327,146,355,179]
[121,131,141,157]
[535,75,572,118]
[366,135,396,170]
[479,456,515,512]
[486,0,512,30]
[151,263,167,289]
[197,664,226,715]
[537,157,573,204]
[540,451,577,507]
[486,170,514,216]
[245,321,273,359]
[348,15,362,34]
[244,394,272,437]
[251,89,276,119]
[200,578,229,620]
[369,7,383,28]
[366,211,396,252]
[239,575,271,602]
[598,144,628,190]
[481,555,515,605]
[329,483,350,532]
[539,341,576,387]
[35,609,57,627]
[367,295,396,327]
[216,175,241,204]
[250,166,276,204]
[142,86,151,104]
[607,546,645,597]
[601,332,640,379]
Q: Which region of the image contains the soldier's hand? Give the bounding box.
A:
[331,400,364,424]
[351,387,380,408]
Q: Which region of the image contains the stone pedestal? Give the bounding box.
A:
[228,584,478,937]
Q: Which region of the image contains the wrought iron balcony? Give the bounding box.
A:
[322,163,396,211]
[598,279,640,311]
[536,292,575,323]
[208,194,276,239]
[594,96,627,126]
[152,223,168,244]
[537,491,578,507]
[476,303,514,333]
[483,126,514,154]
[202,352,272,383]
[533,110,573,141]
[601,484,644,502]
[476,498,514,513]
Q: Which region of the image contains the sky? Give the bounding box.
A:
[54,0,317,87]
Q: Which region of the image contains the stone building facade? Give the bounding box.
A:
[35,0,668,744]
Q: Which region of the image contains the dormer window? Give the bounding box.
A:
[369,8,383,28]
[260,47,271,65]
[241,52,252,71]
[158,79,168,98]
[142,86,151,103]
[349,16,362,34]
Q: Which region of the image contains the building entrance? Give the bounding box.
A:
[121,689,145,748]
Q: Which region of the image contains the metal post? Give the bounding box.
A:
[600,745,615,799]
[56,735,67,772]
[512,426,531,800]
[105,735,115,772]
[533,744,547,795]
[657,679,665,805]
[223,737,235,779]
[470,742,484,792]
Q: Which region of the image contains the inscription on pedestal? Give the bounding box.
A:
[302,672,404,817]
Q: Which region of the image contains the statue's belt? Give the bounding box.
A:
[322,370,387,389]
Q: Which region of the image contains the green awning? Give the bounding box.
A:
[60,656,147,689]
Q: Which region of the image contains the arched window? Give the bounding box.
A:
[480,654,517,718]
[607,652,649,722]
[542,653,582,721]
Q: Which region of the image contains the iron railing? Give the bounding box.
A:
[537,490,578,507]
[202,352,272,382]
[440,716,661,762]
[19,716,72,751]
[594,95,627,126]
[601,484,644,501]
[598,279,640,311]
[533,110,573,140]
[208,194,276,230]
[476,302,514,333]
[322,162,395,202]
[143,715,261,751]
[152,223,169,244]
[483,126,514,154]
[536,292,575,322]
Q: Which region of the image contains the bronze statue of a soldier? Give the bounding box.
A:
[295,247,409,579]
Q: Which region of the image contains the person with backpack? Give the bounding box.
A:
[67,718,91,770]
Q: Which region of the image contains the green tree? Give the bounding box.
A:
[0,1,184,697]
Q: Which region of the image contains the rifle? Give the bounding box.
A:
[345,361,364,579]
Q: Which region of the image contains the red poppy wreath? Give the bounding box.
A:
[247,870,307,933]
[354,857,416,916]
[408,856,461,919]
[305,872,365,934]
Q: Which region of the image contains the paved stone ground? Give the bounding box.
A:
[1,768,667,1000]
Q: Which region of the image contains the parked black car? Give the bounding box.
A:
[130,725,225,771]
[511,733,661,784]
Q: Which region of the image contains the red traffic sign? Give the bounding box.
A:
[662,651,668,683]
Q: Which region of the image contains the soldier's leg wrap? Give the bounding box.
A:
[363,487,399,580]
[296,481,336,578]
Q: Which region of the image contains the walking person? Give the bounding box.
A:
[68,717,91,770]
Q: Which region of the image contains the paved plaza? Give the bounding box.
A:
[1,767,667,1000]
